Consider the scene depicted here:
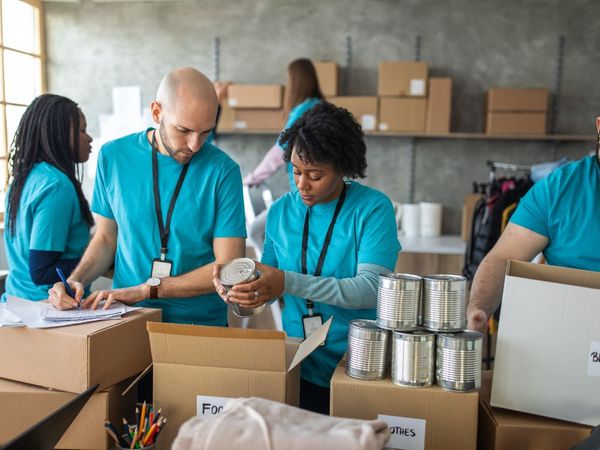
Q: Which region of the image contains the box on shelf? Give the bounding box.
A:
[313,61,340,97]
[486,88,548,112]
[0,308,161,393]
[426,78,452,133]
[149,320,329,450]
[331,360,478,450]
[232,108,284,131]
[486,112,546,135]
[0,377,136,450]
[329,96,378,130]
[227,84,283,109]
[378,61,428,97]
[492,261,600,426]
[379,97,427,132]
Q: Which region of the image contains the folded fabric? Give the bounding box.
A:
[172,397,390,450]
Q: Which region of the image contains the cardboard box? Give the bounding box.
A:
[0,377,136,449]
[379,97,427,132]
[148,320,329,450]
[232,108,284,131]
[478,370,592,450]
[492,261,600,426]
[461,194,483,241]
[426,78,452,133]
[486,112,546,135]
[331,361,479,450]
[227,84,283,109]
[378,61,428,97]
[329,96,378,130]
[486,88,548,112]
[313,61,339,97]
[0,308,161,393]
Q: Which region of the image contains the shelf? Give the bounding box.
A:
[216,129,593,142]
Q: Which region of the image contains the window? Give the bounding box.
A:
[0,0,45,189]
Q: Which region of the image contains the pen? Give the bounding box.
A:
[55,267,78,307]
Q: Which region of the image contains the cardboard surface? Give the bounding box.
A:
[0,308,161,393]
[378,61,428,97]
[329,96,378,130]
[492,261,600,426]
[425,78,452,133]
[478,370,592,450]
[486,112,546,134]
[461,194,483,241]
[330,361,478,450]
[0,377,136,449]
[486,88,548,112]
[379,97,427,132]
[313,61,339,97]
[232,108,284,130]
[228,84,283,109]
[148,321,328,450]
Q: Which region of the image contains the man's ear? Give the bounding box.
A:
[596,116,600,134]
[150,101,162,125]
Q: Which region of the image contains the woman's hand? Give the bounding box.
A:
[227,261,284,308]
[82,284,150,310]
[212,263,229,303]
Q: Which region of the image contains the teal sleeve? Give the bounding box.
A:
[30,184,77,252]
[260,212,278,267]
[283,263,390,309]
[213,165,247,238]
[357,197,401,270]
[510,178,550,237]
[91,148,114,219]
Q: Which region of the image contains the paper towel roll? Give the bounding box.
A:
[401,204,420,237]
[419,202,442,237]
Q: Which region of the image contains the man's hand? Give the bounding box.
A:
[212,263,229,303]
[82,284,150,310]
[467,309,488,334]
[227,261,284,308]
[48,280,84,310]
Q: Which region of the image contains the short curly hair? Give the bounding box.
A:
[280,101,367,178]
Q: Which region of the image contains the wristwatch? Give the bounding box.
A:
[146,277,161,299]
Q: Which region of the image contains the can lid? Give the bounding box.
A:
[219,258,257,286]
[423,274,466,282]
[393,330,435,341]
[437,330,482,349]
[349,319,389,340]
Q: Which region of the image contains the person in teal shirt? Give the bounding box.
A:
[244,59,324,253]
[467,116,600,334]
[49,68,246,324]
[220,102,402,414]
[3,94,94,302]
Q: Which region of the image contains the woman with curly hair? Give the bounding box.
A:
[218,102,401,414]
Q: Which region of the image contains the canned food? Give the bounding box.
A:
[436,331,482,392]
[422,274,467,332]
[391,330,435,387]
[219,258,265,317]
[346,320,390,381]
[376,273,422,331]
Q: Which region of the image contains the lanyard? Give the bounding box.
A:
[301,183,347,314]
[151,131,190,260]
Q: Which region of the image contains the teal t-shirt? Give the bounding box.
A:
[510,155,600,271]
[262,181,401,387]
[91,130,247,325]
[277,97,321,191]
[3,162,90,301]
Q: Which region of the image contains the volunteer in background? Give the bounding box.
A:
[467,116,600,334]
[244,58,324,253]
[217,102,402,414]
[49,67,246,325]
[3,94,93,302]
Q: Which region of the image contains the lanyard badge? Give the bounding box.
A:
[150,131,190,279]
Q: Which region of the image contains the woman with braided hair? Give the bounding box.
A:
[3,94,93,302]
[216,102,401,414]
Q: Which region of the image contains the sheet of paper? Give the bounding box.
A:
[43,302,127,321]
[0,303,24,327]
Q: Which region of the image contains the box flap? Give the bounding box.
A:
[147,322,287,372]
[288,317,332,371]
[506,260,600,289]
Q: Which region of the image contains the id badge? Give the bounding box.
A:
[151,258,173,279]
[302,313,325,345]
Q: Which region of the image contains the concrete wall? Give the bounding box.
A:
[44,0,597,234]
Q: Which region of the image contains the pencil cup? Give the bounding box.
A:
[116,444,155,450]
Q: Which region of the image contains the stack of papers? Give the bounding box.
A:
[0,303,24,327]
[42,302,127,322]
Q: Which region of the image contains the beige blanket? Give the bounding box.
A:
[172,397,390,450]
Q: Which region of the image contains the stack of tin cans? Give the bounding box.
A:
[346,272,482,393]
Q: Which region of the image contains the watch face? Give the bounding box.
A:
[146,277,161,287]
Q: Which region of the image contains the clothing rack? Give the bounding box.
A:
[486,160,531,184]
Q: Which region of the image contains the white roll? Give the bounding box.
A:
[400,203,420,237]
[419,202,442,237]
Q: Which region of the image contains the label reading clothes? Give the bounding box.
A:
[378,414,426,450]
[588,341,600,378]
[196,395,230,417]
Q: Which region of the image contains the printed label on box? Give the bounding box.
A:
[588,341,600,377]
[379,123,389,131]
[228,98,239,107]
[378,414,426,450]
[409,79,426,96]
[233,121,247,129]
[196,395,231,416]
[361,114,376,131]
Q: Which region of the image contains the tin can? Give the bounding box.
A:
[376,273,422,331]
[422,274,467,332]
[219,258,265,317]
[346,320,390,381]
[436,331,482,392]
[391,330,435,387]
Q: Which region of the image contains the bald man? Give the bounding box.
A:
[48,67,246,325]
